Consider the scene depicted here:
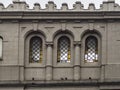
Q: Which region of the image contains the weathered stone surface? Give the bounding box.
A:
[0,0,120,90]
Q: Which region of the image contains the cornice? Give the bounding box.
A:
[0,11,120,20]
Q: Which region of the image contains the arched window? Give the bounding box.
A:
[57,36,71,63]
[0,37,2,60]
[85,36,98,62]
[29,36,42,63]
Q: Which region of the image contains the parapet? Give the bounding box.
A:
[0,0,120,11]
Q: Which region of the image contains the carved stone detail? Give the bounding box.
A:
[61,23,66,31]
[88,20,94,30]
[32,20,39,31]
[46,42,53,46]
[74,41,81,46]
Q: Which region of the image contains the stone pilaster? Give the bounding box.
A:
[100,65,105,82]
[74,41,81,80]
[46,42,53,80]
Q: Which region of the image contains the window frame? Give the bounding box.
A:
[53,34,74,66]
[84,36,98,63]
[29,36,43,63]
[57,36,71,63]
[81,33,101,66]
[25,33,46,67]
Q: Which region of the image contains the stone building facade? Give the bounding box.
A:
[0,0,120,90]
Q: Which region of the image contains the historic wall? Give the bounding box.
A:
[0,0,120,90]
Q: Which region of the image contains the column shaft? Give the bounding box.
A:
[46,45,53,80]
[74,44,80,80]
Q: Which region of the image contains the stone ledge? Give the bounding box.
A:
[0,80,120,87]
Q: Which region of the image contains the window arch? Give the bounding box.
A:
[81,30,101,65]
[85,36,98,62]
[29,36,42,63]
[57,36,71,63]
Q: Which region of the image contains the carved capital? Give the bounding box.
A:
[46,42,53,46]
[74,41,81,46]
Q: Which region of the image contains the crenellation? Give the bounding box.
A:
[13,0,20,2]
[17,1,29,10]
[45,1,56,11]
[0,0,119,11]
[107,0,115,11]
[33,3,41,10]
[101,0,120,11]
[61,3,68,11]
[88,3,95,11]
[100,1,108,11]
[6,0,29,11]
[108,0,115,2]
[114,4,120,11]
[73,1,84,10]
[0,3,4,10]
[6,4,14,11]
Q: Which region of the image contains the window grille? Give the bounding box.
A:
[57,36,70,63]
[85,36,98,62]
[29,37,42,63]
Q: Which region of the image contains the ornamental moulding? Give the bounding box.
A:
[0,0,119,20]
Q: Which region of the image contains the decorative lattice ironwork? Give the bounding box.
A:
[85,36,98,62]
[29,37,42,63]
[57,36,70,63]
